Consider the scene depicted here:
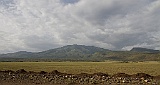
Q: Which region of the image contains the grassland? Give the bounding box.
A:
[0,61,160,76]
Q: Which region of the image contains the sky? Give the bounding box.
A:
[0,0,160,53]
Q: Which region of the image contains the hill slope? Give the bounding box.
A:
[33,44,109,60]
[0,45,160,61]
[0,51,33,58]
[0,44,109,61]
[130,47,159,53]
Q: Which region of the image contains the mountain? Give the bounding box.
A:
[32,44,109,60]
[0,44,109,61]
[130,47,159,53]
[0,51,33,58]
[0,45,160,61]
[103,51,160,61]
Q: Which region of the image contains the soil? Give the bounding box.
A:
[0,69,159,85]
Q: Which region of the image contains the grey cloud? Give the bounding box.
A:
[84,0,160,50]
[22,35,62,51]
[0,0,14,7]
[60,0,79,4]
[0,0,160,53]
[72,0,154,25]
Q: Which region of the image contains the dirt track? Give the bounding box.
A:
[0,69,160,85]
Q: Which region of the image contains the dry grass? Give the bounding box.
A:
[0,61,160,76]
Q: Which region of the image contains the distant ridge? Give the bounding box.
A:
[0,44,109,60]
[130,47,159,53]
[0,51,33,58]
[0,45,160,61]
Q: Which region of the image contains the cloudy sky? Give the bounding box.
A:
[0,0,160,53]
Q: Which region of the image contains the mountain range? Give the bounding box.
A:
[0,44,160,61]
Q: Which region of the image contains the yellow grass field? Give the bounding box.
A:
[0,61,160,76]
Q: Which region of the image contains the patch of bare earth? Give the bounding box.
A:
[0,69,159,85]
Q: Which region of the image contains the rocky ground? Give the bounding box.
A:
[0,69,160,85]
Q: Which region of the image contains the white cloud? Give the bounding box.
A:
[0,0,160,53]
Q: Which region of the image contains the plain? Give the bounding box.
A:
[0,61,160,76]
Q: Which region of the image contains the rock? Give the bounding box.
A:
[0,69,159,85]
[4,70,15,73]
[15,69,27,74]
[112,73,131,78]
[39,71,47,74]
[92,72,109,77]
[50,70,61,75]
[132,73,153,79]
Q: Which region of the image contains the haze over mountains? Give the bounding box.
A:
[0,44,160,62]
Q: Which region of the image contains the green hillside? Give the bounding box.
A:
[103,51,160,61]
[0,45,160,61]
[130,47,159,53]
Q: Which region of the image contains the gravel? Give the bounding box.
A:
[0,69,160,85]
